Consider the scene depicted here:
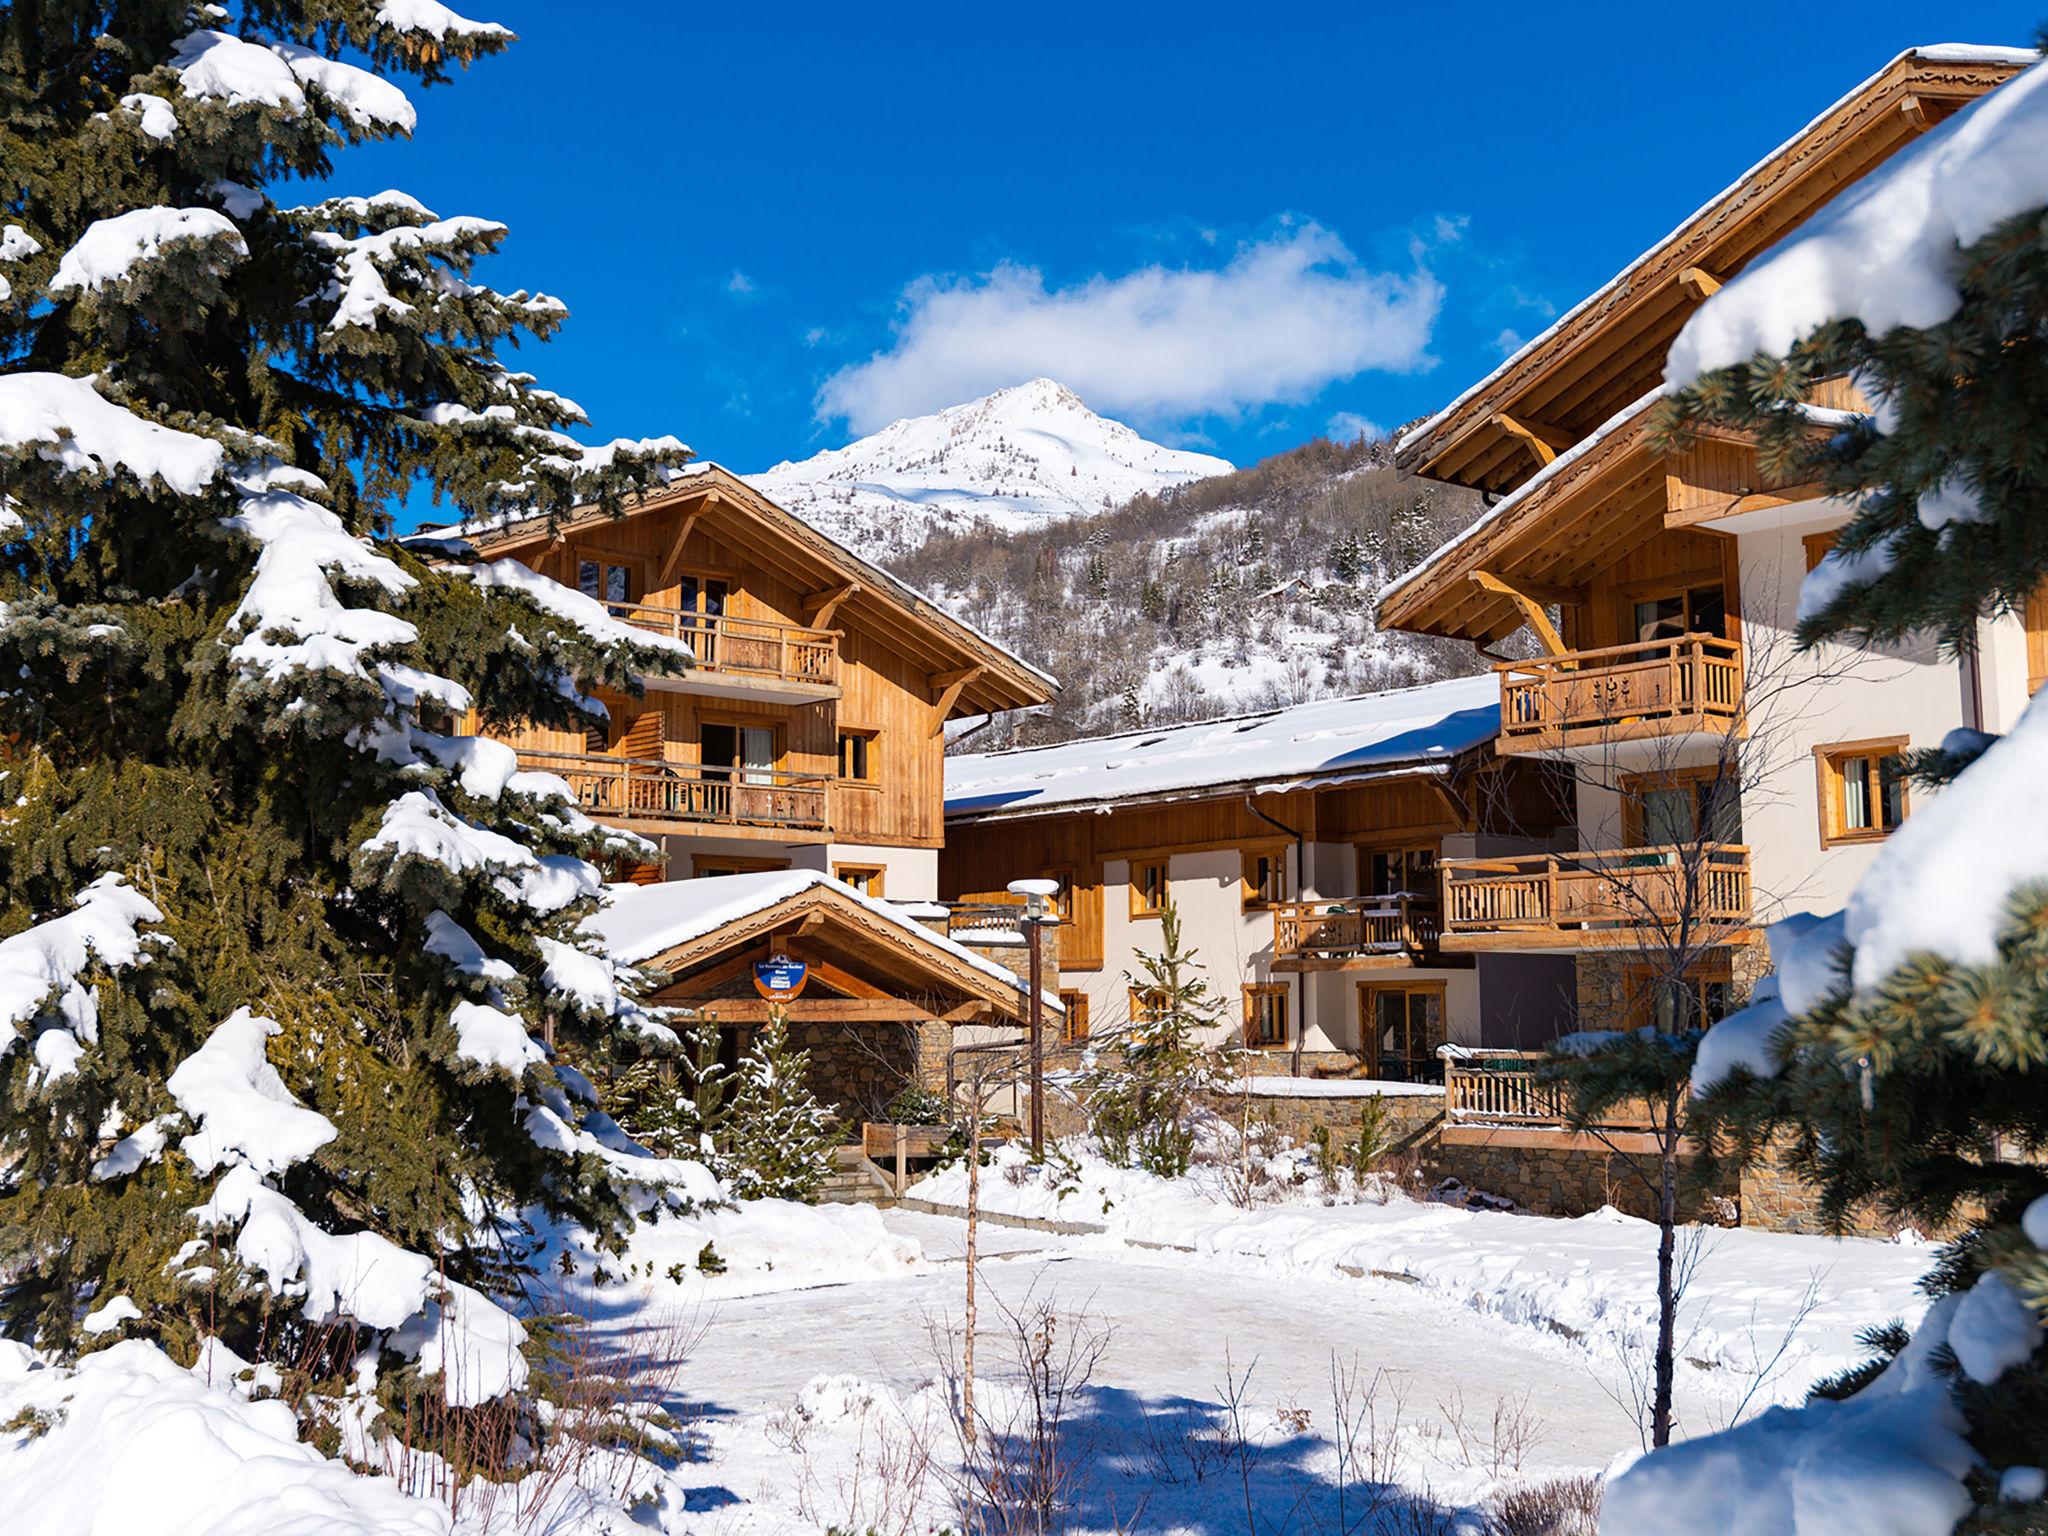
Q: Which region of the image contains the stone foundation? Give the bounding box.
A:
[1437,1126,1737,1224]
[1737,1134,1964,1239]
[785,1018,925,1126]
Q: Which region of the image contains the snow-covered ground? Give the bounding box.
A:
[2,1142,1944,1534]
[748,378,1230,559]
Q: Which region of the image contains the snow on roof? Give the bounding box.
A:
[944,674,1500,819]
[1377,388,1664,614]
[582,870,1056,1009]
[1668,49,2048,384]
[1395,44,2039,464]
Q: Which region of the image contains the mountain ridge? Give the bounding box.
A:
[746,377,1231,559]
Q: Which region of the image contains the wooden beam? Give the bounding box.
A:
[927,664,986,736]
[661,946,767,999]
[1664,484,1828,530]
[1900,95,1930,132]
[789,955,891,1001]
[1490,412,1575,467]
[654,507,704,591]
[1678,266,1724,302]
[803,582,859,629]
[1469,570,1569,657]
[698,998,947,1024]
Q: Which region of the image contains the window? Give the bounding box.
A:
[837,728,878,783]
[1128,986,1168,1027]
[1802,529,1839,572]
[674,575,729,662]
[1059,990,1091,1044]
[1816,738,1909,845]
[1362,844,1440,906]
[1359,982,1446,1082]
[1623,767,1743,847]
[834,863,885,897]
[577,559,634,612]
[1243,984,1289,1049]
[2027,582,2048,696]
[1130,858,1168,918]
[1241,847,1286,910]
[1629,583,1727,645]
[1623,962,1733,1033]
[700,722,777,786]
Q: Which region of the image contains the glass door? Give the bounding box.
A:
[1363,984,1446,1082]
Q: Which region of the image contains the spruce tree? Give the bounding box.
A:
[1622,55,2048,1526]
[721,1009,836,1202]
[0,1,703,1438]
[1084,900,1237,1177]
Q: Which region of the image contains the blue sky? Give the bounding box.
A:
[322,2,2041,494]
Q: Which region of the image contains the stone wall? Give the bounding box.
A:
[1737,1134,1964,1239]
[787,1018,923,1126]
[1203,1084,1443,1160]
[1437,1127,1737,1224]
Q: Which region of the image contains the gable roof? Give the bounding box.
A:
[584,869,1057,1019]
[411,462,1056,719]
[1393,44,2033,496]
[944,674,1500,822]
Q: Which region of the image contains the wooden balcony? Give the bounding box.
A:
[608,602,840,702]
[1497,634,1741,755]
[1269,897,1443,971]
[515,749,831,838]
[1438,844,1750,951]
[1442,1051,1672,1152]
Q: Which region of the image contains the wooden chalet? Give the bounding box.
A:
[941,679,1577,1075]
[1377,46,2035,962]
[420,463,1054,895]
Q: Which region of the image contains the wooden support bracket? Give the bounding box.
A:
[1469,569,1572,657]
[927,664,986,735]
[804,581,859,629]
[1490,412,1575,467]
[1678,266,1724,302]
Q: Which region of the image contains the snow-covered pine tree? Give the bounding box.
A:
[0,1,708,1439]
[720,1009,836,1202]
[1607,47,2048,1534]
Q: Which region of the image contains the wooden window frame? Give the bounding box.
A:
[836,726,881,786]
[1128,986,1168,1027]
[575,553,638,608]
[1620,763,1742,847]
[1621,958,1734,1033]
[833,862,886,898]
[1242,983,1290,1050]
[1802,528,1840,573]
[1058,989,1091,1045]
[1613,569,1730,644]
[2027,581,2048,696]
[1240,845,1288,911]
[696,713,785,775]
[1358,841,1441,903]
[1357,979,1447,1080]
[1129,858,1168,919]
[1814,736,1910,847]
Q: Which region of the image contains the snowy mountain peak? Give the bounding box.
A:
[747,380,1231,559]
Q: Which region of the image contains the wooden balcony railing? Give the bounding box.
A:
[603,603,839,690]
[1497,634,1741,752]
[514,749,830,833]
[1272,897,1440,963]
[1443,1050,1663,1129]
[1439,844,1750,945]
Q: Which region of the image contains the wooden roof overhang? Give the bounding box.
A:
[1381,397,1667,643]
[631,881,1041,1027]
[447,465,1056,721]
[1393,48,2029,497]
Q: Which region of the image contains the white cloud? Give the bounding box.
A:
[1493,327,1527,356]
[1327,411,1384,443]
[727,269,755,295]
[816,223,1441,433]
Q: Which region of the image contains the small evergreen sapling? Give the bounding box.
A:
[1083,900,1239,1177]
[721,1009,838,1202]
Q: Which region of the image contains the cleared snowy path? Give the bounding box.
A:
[664,1213,1684,1468]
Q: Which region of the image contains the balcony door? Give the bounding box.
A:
[1359,981,1446,1083]
[1625,766,1742,850]
[1627,583,1726,646]
[699,721,776,785]
[577,556,636,618]
[676,575,729,664]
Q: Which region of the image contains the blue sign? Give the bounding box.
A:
[753,955,809,1000]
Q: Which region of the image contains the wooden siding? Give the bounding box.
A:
[484,495,949,848]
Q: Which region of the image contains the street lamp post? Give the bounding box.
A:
[1008,877,1061,1160]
